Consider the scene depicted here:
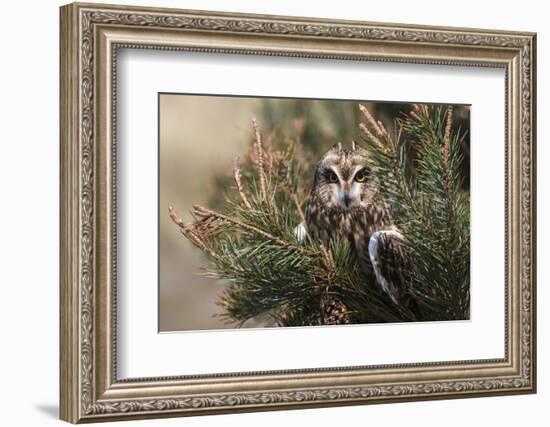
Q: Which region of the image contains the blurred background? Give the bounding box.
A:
[159,94,470,332]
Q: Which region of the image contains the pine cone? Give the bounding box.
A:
[321,293,351,325]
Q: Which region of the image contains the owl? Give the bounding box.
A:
[297,141,409,311]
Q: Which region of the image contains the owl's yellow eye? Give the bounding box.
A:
[327,171,338,183]
[354,169,368,183]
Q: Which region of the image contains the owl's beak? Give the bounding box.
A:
[343,193,352,208]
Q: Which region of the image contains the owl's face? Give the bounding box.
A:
[311,143,374,211]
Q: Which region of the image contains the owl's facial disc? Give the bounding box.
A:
[327,166,366,209]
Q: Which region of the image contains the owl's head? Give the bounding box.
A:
[311,141,373,210]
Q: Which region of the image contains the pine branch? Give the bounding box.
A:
[191,204,307,254]
[252,116,267,200]
[233,156,252,210]
[359,103,470,320]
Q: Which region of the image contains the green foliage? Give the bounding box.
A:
[170,104,470,327]
[360,104,470,320]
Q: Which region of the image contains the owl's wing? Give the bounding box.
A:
[368,229,408,304]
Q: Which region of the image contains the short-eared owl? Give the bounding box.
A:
[298,141,408,306]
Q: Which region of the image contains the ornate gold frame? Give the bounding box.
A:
[59,2,537,423]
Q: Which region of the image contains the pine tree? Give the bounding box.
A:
[169,104,470,326]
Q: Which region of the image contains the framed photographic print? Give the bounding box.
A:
[60,2,537,423]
